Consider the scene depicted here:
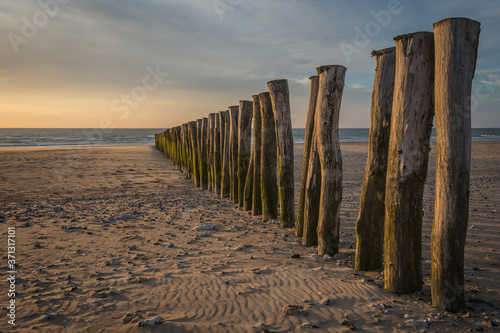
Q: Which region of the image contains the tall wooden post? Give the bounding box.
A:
[267,79,295,228]
[221,110,231,198]
[384,32,435,294]
[432,18,480,312]
[238,100,253,208]
[260,92,278,221]
[251,94,262,216]
[200,118,209,190]
[355,47,396,271]
[214,113,222,195]
[314,65,346,256]
[228,106,239,203]
[188,120,200,187]
[296,76,319,237]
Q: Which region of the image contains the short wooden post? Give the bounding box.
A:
[267,79,295,228]
[355,47,396,271]
[314,65,346,256]
[221,110,231,198]
[188,121,200,187]
[259,92,278,221]
[214,113,222,195]
[251,94,262,216]
[296,75,319,237]
[431,18,480,312]
[228,106,239,203]
[238,100,253,208]
[200,118,209,190]
[384,32,435,294]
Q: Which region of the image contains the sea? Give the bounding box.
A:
[0,128,499,148]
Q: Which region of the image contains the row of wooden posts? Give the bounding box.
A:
[154,81,295,227]
[155,17,480,313]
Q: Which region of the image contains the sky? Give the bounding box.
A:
[1,0,499,129]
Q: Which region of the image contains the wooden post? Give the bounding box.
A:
[219,111,226,194]
[238,100,253,208]
[228,106,239,203]
[267,79,295,228]
[214,113,222,195]
[384,32,435,294]
[196,119,203,188]
[221,110,231,198]
[188,121,200,187]
[355,47,396,271]
[431,18,480,312]
[243,148,254,211]
[200,118,209,190]
[208,113,215,192]
[259,92,278,221]
[296,76,319,237]
[314,65,346,256]
[252,94,262,216]
[302,133,321,246]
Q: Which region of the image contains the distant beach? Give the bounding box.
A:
[1,128,499,147]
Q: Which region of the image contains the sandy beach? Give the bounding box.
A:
[1,142,499,332]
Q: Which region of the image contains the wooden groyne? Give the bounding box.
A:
[155,17,480,313]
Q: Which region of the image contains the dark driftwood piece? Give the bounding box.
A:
[384,32,435,294]
[431,17,480,312]
[355,47,396,271]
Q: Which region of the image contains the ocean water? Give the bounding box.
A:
[0,128,499,147]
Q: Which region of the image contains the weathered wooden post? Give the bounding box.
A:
[296,76,319,237]
[237,100,253,208]
[214,113,222,195]
[251,94,262,216]
[355,47,396,271]
[219,111,226,193]
[302,133,321,246]
[267,79,294,228]
[314,65,346,256]
[384,32,435,294]
[228,106,239,203]
[432,18,480,312]
[208,113,216,192]
[259,92,278,221]
[200,118,209,190]
[221,110,231,198]
[182,123,190,178]
[188,121,200,187]
[175,126,182,171]
[196,119,203,188]
[243,148,254,211]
